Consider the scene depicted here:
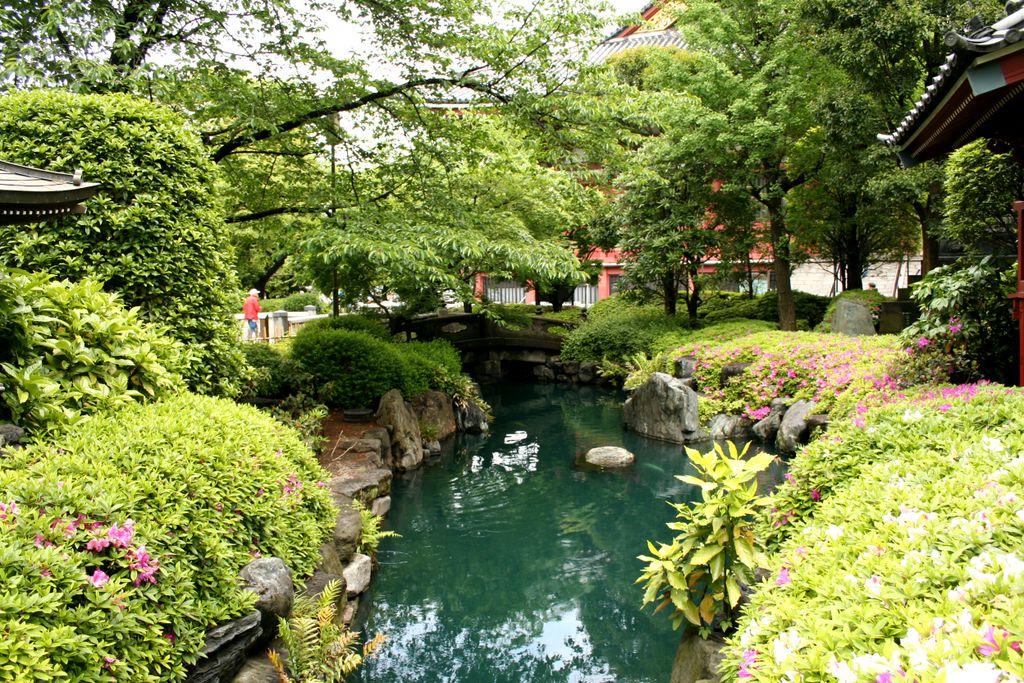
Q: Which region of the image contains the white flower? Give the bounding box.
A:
[948,587,968,602]
[851,653,890,674]
[864,575,882,597]
[772,628,805,666]
[940,661,1003,683]
[826,658,857,683]
[902,408,924,422]
[826,524,844,540]
[981,435,1005,453]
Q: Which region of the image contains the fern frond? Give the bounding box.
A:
[267,649,289,681]
[362,632,387,659]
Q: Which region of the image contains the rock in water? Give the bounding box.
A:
[585,446,635,468]
[623,373,704,443]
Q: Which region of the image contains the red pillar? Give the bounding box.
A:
[1012,201,1024,386]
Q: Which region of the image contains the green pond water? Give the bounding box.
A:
[357,382,782,683]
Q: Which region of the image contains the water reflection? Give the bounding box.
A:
[357,383,783,683]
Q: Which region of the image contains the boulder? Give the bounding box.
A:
[584,446,635,468]
[239,558,294,642]
[752,408,784,444]
[533,365,555,381]
[423,439,441,456]
[806,413,830,439]
[364,427,392,465]
[342,553,373,596]
[674,356,697,379]
[623,373,705,443]
[578,362,596,384]
[371,496,391,517]
[830,299,876,336]
[327,468,391,503]
[708,414,754,441]
[232,657,279,683]
[670,630,726,683]
[375,390,424,470]
[318,496,362,575]
[720,362,752,384]
[411,390,457,440]
[0,423,24,448]
[776,400,817,453]
[455,400,490,434]
[186,612,262,683]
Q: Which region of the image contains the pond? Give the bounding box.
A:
[356,382,783,683]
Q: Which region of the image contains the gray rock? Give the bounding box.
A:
[623,373,704,443]
[584,446,635,468]
[806,413,830,439]
[318,496,362,575]
[370,496,391,517]
[239,558,293,642]
[708,414,754,441]
[578,362,596,383]
[670,630,726,683]
[561,360,580,375]
[411,390,457,440]
[342,597,359,626]
[186,612,262,683]
[534,365,555,381]
[776,400,817,453]
[752,408,784,443]
[231,657,279,683]
[375,389,424,470]
[720,362,752,384]
[0,423,24,447]
[674,356,697,379]
[302,568,347,626]
[327,468,392,503]
[327,437,384,469]
[831,299,876,336]
[423,439,441,456]
[364,427,392,465]
[342,553,373,596]
[455,400,490,434]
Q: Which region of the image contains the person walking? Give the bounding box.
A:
[243,288,261,340]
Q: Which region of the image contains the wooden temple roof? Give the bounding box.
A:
[591,2,687,65]
[880,2,1024,165]
[0,160,100,225]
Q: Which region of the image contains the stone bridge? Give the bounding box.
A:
[395,313,575,381]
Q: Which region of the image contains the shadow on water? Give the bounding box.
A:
[356,382,784,683]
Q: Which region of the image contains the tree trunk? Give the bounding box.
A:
[685,268,700,321]
[915,180,944,275]
[768,213,796,330]
[663,274,678,316]
[253,253,288,294]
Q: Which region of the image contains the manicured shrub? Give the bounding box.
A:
[0,90,245,396]
[290,328,402,408]
[699,290,831,329]
[561,299,691,364]
[0,393,335,680]
[300,314,391,341]
[240,343,301,399]
[0,269,182,435]
[722,388,1024,682]
[393,340,462,398]
[262,292,325,313]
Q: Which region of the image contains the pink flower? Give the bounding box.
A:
[776,566,791,586]
[86,537,111,553]
[738,649,757,678]
[917,337,930,348]
[853,417,866,428]
[937,404,952,413]
[784,473,796,484]
[810,489,821,502]
[88,569,109,587]
[102,656,118,669]
[106,520,135,548]
[0,500,18,522]
[128,545,159,585]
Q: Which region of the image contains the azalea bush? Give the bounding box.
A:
[671,331,903,419]
[0,393,335,680]
[721,388,1024,682]
[0,269,183,436]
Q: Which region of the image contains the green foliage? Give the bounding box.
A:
[268,394,328,455]
[560,298,692,364]
[269,580,385,683]
[240,343,299,400]
[898,257,1016,385]
[290,328,402,409]
[621,353,674,391]
[637,441,773,635]
[0,269,183,436]
[814,288,886,333]
[724,386,1024,681]
[263,292,326,313]
[300,315,391,341]
[351,499,401,557]
[942,138,1023,255]
[653,319,778,355]
[392,340,462,399]
[434,371,491,421]
[0,393,335,680]
[476,303,534,331]
[0,90,245,396]
[698,290,831,329]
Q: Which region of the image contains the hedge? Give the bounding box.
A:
[0,393,335,680]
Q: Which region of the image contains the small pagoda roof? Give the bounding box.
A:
[880,3,1024,165]
[0,159,101,225]
[592,2,687,65]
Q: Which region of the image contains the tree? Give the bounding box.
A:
[0,90,246,395]
[942,138,1024,255]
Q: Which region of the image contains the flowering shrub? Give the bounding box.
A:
[672,331,903,417]
[0,393,335,680]
[721,388,1024,682]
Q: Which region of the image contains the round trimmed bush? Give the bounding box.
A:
[299,314,391,341]
[0,393,335,680]
[290,328,402,408]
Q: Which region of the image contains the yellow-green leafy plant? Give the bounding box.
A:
[352,499,400,556]
[637,441,773,635]
[622,351,674,391]
[268,580,385,682]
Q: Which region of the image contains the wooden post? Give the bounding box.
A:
[1013,201,1024,386]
